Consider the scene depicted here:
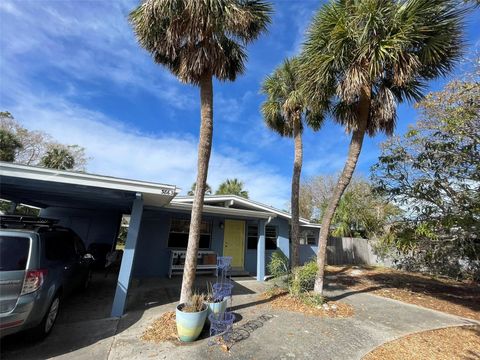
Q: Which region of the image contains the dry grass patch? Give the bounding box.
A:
[261,288,354,318]
[363,325,480,360]
[326,266,480,321]
[141,311,178,343]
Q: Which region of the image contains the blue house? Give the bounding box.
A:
[0,162,321,317]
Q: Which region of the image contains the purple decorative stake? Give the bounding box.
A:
[217,256,232,270]
[213,282,234,301]
[208,311,235,345]
[209,256,235,346]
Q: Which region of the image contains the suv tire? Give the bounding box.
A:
[32,295,61,339]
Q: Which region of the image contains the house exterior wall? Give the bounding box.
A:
[131,209,293,278]
[299,227,320,265]
[40,207,122,249]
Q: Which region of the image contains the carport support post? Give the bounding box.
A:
[111,195,143,317]
[257,219,266,281]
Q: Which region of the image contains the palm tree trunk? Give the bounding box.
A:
[291,114,302,268]
[180,74,213,304]
[314,87,371,295]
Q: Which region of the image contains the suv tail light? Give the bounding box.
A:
[21,269,48,295]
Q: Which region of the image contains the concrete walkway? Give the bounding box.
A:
[1,278,477,360]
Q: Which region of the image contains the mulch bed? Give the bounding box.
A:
[261,288,354,318]
[326,266,480,321]
[363,325,480,360]
[141,311,179,344]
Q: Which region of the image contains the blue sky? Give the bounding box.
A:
[1,0,479,209]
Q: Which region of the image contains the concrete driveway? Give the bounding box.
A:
[1,275,477,360]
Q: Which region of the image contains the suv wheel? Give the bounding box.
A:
[33,295,60,339]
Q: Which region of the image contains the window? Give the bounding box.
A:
[300,229,316,245]
[168,218,212,249]
[0,236,30,271]
[44,231,77,261]
[265,226,277,250]
[247,225,258,250]
[72,232,86,256]
[247,225,277,250]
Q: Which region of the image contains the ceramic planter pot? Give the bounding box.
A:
[175,303,208,342]
[205,298,228,321]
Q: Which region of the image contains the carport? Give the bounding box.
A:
[0,162,177,317]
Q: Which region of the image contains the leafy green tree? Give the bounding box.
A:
[300,175,400,238]
[216,178,249,198]
[129,0,272,303]
[372,67,480,279]
[0,128,23,162]
[40,146,76,170]
[261,58,323,267]
[299,0,465,295]
[187,182,212,196]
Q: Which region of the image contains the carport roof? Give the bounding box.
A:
[0,162,178,212]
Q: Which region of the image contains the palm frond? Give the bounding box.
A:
[261,56,325,138]
[130,0,272,85]
[299,0,465,137]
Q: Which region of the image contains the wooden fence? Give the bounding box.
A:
[326,237,381,266]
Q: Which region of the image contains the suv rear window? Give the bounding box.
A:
[0,236,30,271]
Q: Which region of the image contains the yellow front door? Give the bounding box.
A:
[223,219,245,269]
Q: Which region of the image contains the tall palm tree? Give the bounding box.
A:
[187,182,212,196]
[261,58,323,268]
[216,178,249,198]
[41,146,75,170]
[299,0,464,295]
[130,0,272,303]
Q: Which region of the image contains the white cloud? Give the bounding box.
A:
[5,87,290,208]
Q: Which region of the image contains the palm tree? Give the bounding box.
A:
[299,0,464,295]
[41,146,75,170]
[130,0,272,303]
[187,182,212,196]
[261,58,323,268]
[216,178,249,198]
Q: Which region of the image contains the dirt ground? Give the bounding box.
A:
[325,265,480,321]
[363,325,480,360]
[261,288,354,318]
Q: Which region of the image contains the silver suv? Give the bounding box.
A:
[0,216,92,339]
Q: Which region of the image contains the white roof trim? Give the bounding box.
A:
[0,162,178,197]
[298,223,322,229]
[173,195,321,228]
[165,202,276,219]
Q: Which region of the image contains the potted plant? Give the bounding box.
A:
[204,282,228,321]
[176,293,208,342]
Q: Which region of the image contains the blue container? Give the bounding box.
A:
[176,303,208,342]
[205,298,228,321]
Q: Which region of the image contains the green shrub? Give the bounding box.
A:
[289,261,318,296]
[267,250,289,278]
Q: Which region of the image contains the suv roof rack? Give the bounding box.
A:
[0,215,59,228]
